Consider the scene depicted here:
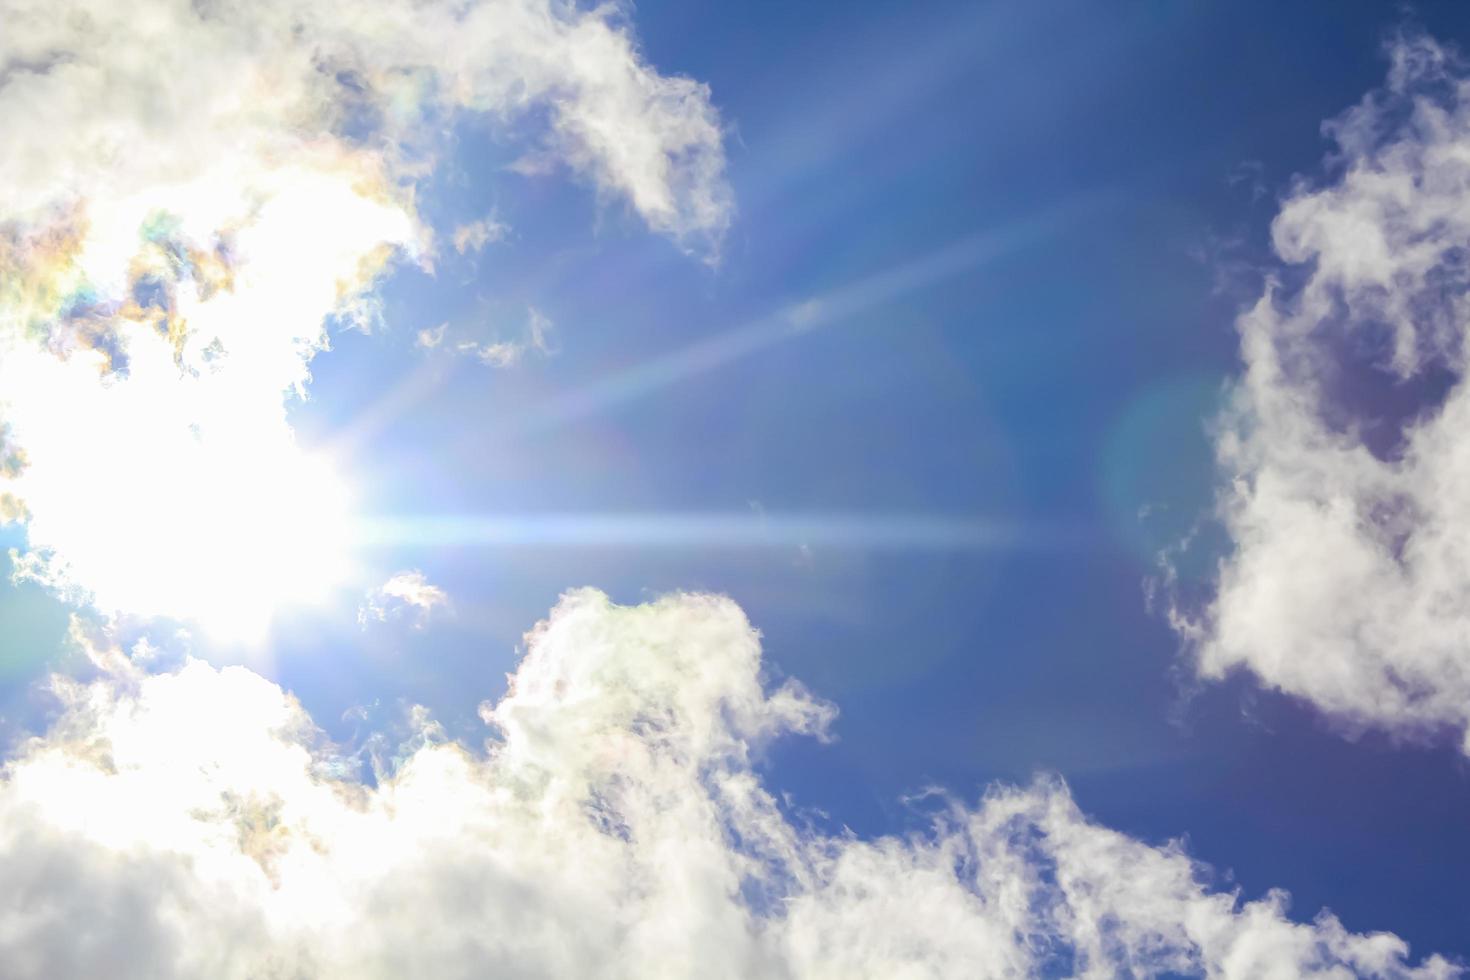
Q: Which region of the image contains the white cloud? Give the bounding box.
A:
[444,305,556,368]
[1173,35,1470,753]
[0,0,729,633]
[0,591,1451,978]
[452,216,509,255]
[783,297,825,330]
[0,0,731,247]
[360,569,449,627]
[415,322,449,350]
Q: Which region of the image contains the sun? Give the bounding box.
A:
[143,440,357,644]
[0,165,412,644]
[29,437,355,644]
[6,342,358,643]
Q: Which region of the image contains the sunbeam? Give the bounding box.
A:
[512,197,1107,435]
[353,510,1081,551]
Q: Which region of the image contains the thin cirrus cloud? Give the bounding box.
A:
[0,0,730,634]
[1173,35,1470,754]
[418,306,557,369]
[0,592,1453,978]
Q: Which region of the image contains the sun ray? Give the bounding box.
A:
[353,510,1081,551]
[512,197,1107,436]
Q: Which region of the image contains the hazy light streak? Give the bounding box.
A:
[325,356,448,457]
[354,512,1082,550]
[514,197,1108,434]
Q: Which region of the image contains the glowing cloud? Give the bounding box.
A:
[359,569,449,628]
[0,0,731,634]
[1175,35,1470,753]
[0,591,1451,978]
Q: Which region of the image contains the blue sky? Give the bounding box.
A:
[5,0,1470,975]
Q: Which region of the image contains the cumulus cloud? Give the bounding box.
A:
[359,569,449,627]
[0,0,729,633]
[0,590,1452,978]
[1174,35,1470,753]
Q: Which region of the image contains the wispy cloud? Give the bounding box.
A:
[359,569,449,628]
[415,322,449,350]
[451,216,509,255]
[0,593,1448,978]
[427,306,556,369]
[1174,35,1470,753]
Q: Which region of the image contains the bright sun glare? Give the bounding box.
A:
[0,166,409,643]
[3,311,359,643]
[23,429,356,644]
[142,446,355,642]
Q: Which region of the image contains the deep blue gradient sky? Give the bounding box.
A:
[7,0,1470,964]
